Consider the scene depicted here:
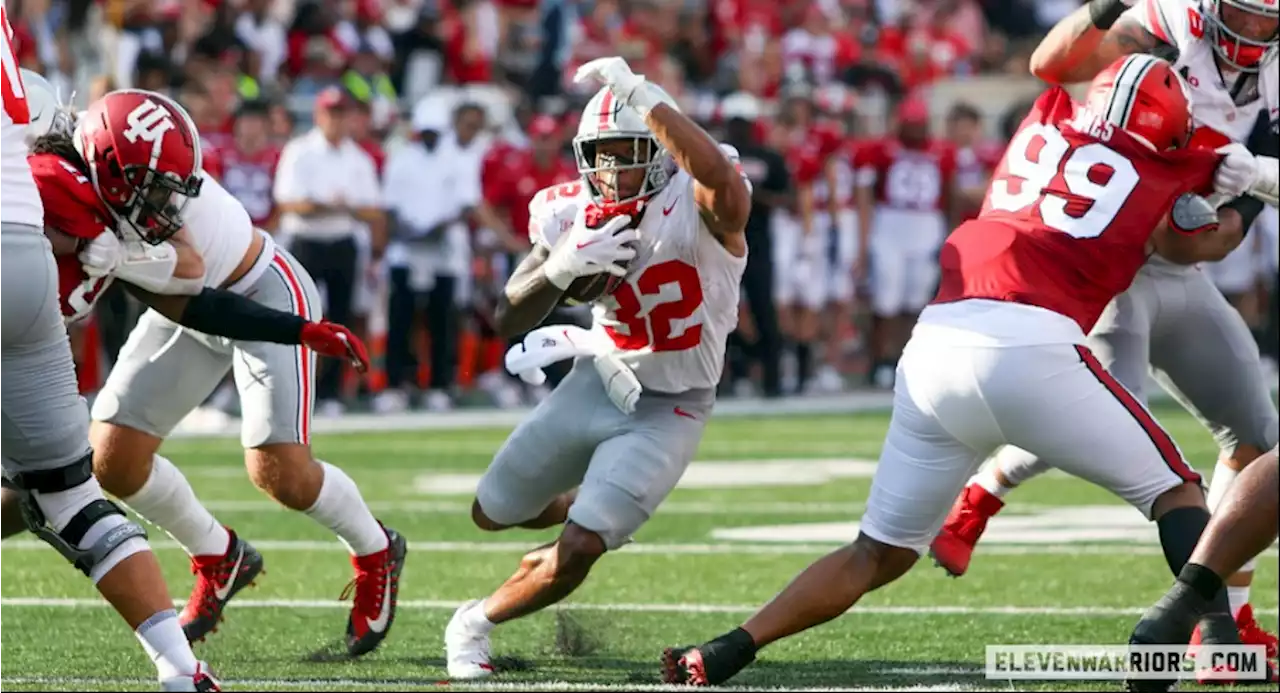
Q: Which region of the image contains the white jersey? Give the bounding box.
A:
[1128,0,1279,143]
[529,167,748,394]
[1,5,42,228]
[177,170,265,290]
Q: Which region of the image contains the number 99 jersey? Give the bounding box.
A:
[932,86,1220,334]
[29,152,116,322]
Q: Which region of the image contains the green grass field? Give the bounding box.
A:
[2,404,1276,691]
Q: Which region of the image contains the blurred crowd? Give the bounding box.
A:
[10,0,1278,415]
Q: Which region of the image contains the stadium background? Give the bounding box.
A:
[3,1,1279,690]
[9,0,1278,420]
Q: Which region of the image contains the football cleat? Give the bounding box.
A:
[159,662,220,691]
[662,639,755,687]
[929,484,1004,577]
[180,530,264,643]
[342,525,407,657]
[1188,604,1280,685]
[446,599,495,679]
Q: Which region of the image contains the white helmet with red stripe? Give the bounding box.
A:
[573,84,679,209]
[1203,0,1278,72]
[1084,54,1194,152]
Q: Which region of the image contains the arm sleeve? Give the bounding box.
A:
[178,288,307,343]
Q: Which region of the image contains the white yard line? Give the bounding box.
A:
[2,596,1275,617]
[3,536,1275,557]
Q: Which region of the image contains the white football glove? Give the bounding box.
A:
[594,351,643,415]
[78,231,123,278]
[114,240,181,293]
[574,57,662,117]
[542,211,637,290]
[1214,143,1259,199]
[504,325,604,385]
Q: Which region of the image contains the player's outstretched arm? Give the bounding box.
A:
[123,283,370,370]
[494,245,566,339]
[1029,1,1164,84]
[643,104,751,250]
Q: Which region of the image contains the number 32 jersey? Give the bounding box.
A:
[931,86,1220,334]
[529,160,749,394]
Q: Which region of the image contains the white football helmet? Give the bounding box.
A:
[20,68,74,146]
[572,84,679,210]
[1203,0,1278,71]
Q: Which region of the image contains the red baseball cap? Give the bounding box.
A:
[897,96,930,124]
[528,114,559,137]
[315,86,352,111]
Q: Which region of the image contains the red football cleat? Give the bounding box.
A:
[1190,604,1279,685]
[180,529,264,643]
[342,526,407,657]
[929,484,1005,577]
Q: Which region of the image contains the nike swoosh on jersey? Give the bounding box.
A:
[366,574,394,632]
[213,545,245,602]
[663,198,681,215]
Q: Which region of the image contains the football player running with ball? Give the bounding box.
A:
[660,54,1276,686]
[443,56,752,679]
[932,0,1280,654]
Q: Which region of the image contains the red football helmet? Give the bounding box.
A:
[1084,54,1194,152]
[75,89,204,244]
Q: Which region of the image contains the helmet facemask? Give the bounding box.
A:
[1204,0,1278,72]
[573,133,673,211]
[115,155,203,245]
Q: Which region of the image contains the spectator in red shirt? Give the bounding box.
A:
[945,102,1001,222]
[482,115,576,248]
[350,98,387,176]
[221,100,283,230]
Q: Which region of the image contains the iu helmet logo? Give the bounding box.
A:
[77,89,204,245]
[122,99,176,146]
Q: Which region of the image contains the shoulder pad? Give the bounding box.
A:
[30,154,112,240]
[1126,0,1197,52]
[528,180,588,249]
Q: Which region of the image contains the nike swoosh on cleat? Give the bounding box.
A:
[212,546,245,602]
[365,568,394,632]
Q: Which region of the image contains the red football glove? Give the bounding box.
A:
[300,321,370,373]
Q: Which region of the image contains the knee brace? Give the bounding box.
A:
[12,452,149,582]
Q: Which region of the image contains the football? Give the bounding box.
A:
[563,272,619,305]
[557,213,638,305]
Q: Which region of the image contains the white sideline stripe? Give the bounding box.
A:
[6,537,1275,557]
[166,379,1239,438]
[3,597,1276,617]
[0,677,974,692]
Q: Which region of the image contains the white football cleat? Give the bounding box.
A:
[446,599,495,680]
[160,662,220,691]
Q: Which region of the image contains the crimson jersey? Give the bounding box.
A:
[29,152,115,323]
[932,87,1219,333]
[854,136,956,211]
[220,144,281,227]
[483,146,578,239]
